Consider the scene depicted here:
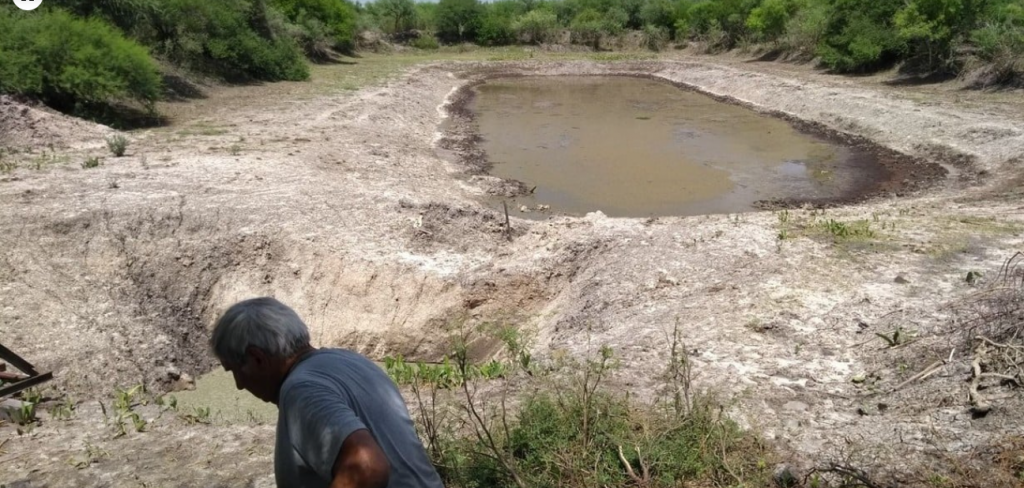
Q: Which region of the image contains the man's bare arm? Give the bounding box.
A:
[330,429,390,488]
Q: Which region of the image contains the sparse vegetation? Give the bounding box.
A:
[82,157,102,169]
[384,321,774,488]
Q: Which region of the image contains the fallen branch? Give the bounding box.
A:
[890,359,944,393]
[970,343,991,414]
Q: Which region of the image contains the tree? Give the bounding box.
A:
[377,0,417,33]
[436,0,483,43]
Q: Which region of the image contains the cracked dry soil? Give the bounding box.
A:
[2,57,1024,486]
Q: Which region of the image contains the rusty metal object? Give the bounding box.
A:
[0,344,53,398]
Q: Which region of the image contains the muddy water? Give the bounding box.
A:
[469,76,886,217]
[171,370,277,425]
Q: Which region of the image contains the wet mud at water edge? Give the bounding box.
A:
[443,75,947,218]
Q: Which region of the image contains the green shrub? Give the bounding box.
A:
[0,8,161,111]
[782,0,830,54]
[685,0,757,49]
[82,157,102,169]
[569,9,606,48]
[272,0,358,52]
[478,11,517,46]
[816,0,905,72]
[411,33,440,49]
[747,0,798,42]
[642,23,670,50]
[151,0,309,81]
[512,9,560,44]
[894,0,985,72]
[436,0,483,43]
[107,135,129,157]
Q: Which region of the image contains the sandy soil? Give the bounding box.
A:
[2,55,1024,486]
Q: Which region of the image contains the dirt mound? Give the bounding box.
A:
[0,95,113,151]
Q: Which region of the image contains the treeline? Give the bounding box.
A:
[0,0,360,113]
[360,0,1023,80]
[0,0,1020,117]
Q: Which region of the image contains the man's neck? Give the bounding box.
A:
[270,345,317,405]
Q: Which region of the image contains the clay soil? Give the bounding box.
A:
[2,52,1024,486]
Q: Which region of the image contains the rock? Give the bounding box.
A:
[773,464,798,488]
[170,372,196,392]
[782,401,809,412]
[519,205,530,213]
[851,374,867,384]
[894,274,910,284]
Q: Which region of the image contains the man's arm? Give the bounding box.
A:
[330,429,390,488]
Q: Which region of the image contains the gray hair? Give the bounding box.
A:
[211,297,311,366]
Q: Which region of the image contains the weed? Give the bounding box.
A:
[820,218,875,239]
[385,319,772,488]
[106,384,148,437]
[107,135,129,157]
[179,405,212,425]
[82,157,101,169]
[49,396,76,421]
[228,144,242,156]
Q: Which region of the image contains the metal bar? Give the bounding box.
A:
[0,344,37,376]
[0,372,53,398]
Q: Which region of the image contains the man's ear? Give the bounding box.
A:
[245,346,268,366]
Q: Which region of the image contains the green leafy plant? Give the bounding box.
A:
[82,157,102,169]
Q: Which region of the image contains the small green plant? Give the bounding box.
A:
[228,144,242,156]
[49,396,76,421]
[106,384,148,437]
[179,405,212,425]
[82,157,102,169]
[819,218,875,240]
[107,135,129,157]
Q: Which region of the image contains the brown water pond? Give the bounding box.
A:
[466,76,890,218]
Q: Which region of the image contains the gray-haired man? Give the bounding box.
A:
[210,297,444,488]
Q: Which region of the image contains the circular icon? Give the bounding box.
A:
[13,0,43,11]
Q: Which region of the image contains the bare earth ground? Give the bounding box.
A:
[2,50,1024,486]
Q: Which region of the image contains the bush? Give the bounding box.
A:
[478,11,518,46]
[684,0,757,49]
[272,0,358,52]
[642,23,670,50]
[107,135,129,157]
[151,0,309,81]
[782,0,830,54]
[746,0,798,42]
[436,0,483,43]
[569,9,606,48]
[894,0,984,72]
[512,9,560,44]
[410,33,441,49]
[816,0,905,73]
[0,8,161,111]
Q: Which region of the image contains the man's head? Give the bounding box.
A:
[210,297,312,404]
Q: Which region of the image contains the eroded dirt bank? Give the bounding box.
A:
[2,58,1024,486]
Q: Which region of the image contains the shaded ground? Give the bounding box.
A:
[2,49,1024,486]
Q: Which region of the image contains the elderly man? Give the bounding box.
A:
[210,297,444,488]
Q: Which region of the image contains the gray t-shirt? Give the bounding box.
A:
[275,349,444,488]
